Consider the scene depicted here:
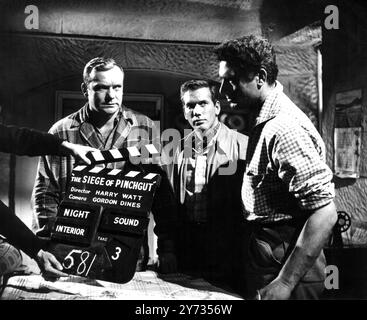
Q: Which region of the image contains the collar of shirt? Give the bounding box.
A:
[68,103,139,150]
[254,81,284,128]
[190,122,221,156]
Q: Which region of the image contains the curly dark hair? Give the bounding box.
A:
[214,35,278,84]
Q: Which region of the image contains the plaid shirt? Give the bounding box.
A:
[32,103,176,253]
[243,82,335,223]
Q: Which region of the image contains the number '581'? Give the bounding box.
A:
[63,249,97,276]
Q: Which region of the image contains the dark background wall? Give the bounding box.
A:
[323,0,367,245]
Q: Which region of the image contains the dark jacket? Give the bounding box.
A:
[167,123,248,288]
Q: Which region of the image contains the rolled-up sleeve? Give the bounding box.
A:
[273,125,335,211]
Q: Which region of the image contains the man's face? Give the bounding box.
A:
[218,61,260,110]
[182,87,220,132]
[83,66,124,116]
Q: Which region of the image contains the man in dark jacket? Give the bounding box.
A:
[0,124,95,279]
[166,80,248,293]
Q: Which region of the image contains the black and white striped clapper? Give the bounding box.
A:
[86,144,160,164]
[72,165,160,181]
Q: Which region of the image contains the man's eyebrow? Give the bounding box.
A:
[185,100,208,106]
[92,83,122,88]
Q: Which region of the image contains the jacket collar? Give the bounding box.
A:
[178,123,232,172]
[175,123,236,204]
[215,123,234,158]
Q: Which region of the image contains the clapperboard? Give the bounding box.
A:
[49,144,161,283]
[86,144,160,165]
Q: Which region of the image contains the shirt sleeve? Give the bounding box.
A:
[0,124,63,156]
[273,125,335,211]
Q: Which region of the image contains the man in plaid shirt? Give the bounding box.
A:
[215,35,337,299]
[32,57,177,273]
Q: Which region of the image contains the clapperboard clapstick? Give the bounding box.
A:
[72,165,159,181]
[86,144,160,165]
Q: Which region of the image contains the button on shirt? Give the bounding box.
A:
[242,82,335,223]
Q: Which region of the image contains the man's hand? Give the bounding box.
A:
[59,141,97,165]
[256,277,293,300]
[158,252,178,274]
[35,249,68,281]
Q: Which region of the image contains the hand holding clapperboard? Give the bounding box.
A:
[48,144,161,284]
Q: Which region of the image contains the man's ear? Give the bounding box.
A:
[215,100,221,116]
[257,68,267,89]
[81,82,88,97]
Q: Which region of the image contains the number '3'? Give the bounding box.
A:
[111,246,122,260]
